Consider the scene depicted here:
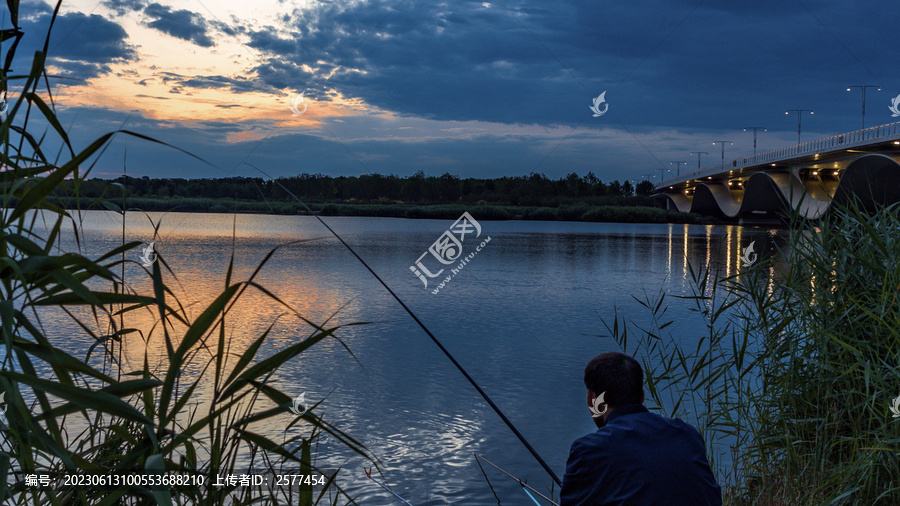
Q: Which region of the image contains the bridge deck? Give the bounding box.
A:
[655,122,900,190]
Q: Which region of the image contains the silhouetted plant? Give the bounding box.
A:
[0,2,375,503]
[603,202,900,504]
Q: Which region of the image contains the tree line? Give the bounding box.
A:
[65,171,658,207]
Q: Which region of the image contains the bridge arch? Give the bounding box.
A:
[655,154,900,219]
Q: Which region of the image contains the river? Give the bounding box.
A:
[29,210,782,504]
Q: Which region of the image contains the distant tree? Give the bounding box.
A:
[438,172,461,201]
[521,172,550,205]
[564,172,583,197]
[401,171,425,202]
[86,171,668,209]
[636,180,655,196]
[608,180,623,196]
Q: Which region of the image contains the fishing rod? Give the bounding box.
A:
[475,453,559,506]
[245,163,562,487]
[364,468,414,505]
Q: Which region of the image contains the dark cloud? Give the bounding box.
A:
[210,18,246,37]
[102,0,146,16]
[237,0,900,133]
[144,3,215,47]
[179,75,231,89]
[149,71,275,94]
[157,71,182,84]
[50,60,111,80]
[17,10,137,79]
[49,12,136,61]
[17,0,53,19]
[178,75,262,93]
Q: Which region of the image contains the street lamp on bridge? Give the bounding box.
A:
[785,109,814,145]
[846,85,880,130]
[690,151,708,170]
[670,161,687,177]
[743,127,767,155]
[712,141,733,171]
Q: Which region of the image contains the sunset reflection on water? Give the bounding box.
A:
[29,209,787,503]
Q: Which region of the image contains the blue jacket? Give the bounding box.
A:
[561,404,722,505]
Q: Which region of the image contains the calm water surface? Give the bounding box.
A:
[32,211,782,504]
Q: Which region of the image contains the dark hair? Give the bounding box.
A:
[583,352,643,407]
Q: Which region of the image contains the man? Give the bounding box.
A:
[561,352,722,505]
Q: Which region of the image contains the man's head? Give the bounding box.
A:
[584,352,644,427]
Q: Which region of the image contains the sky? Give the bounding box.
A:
[7,0,900,183]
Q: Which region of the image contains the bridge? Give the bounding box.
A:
[652,121,900,220]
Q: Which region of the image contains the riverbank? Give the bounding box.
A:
[50,196,708,224]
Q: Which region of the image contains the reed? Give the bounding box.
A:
[601,201,900,504]
[0,2,374,503]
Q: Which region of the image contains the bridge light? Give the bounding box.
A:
[812,171,818,176]
[771,163,776,166]
[894,141,900,145]
[728,181,732,186]
[833,171,839,175]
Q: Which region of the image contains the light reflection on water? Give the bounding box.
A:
[29,210,785,503]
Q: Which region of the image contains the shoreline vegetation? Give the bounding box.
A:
[49,194,705,223]
[607,202,900,504]
[52,173,711,223]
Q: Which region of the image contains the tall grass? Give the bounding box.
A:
[602,202,900,504]
[0,1,374,503]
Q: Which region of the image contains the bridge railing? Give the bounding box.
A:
[656,121,900,188]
